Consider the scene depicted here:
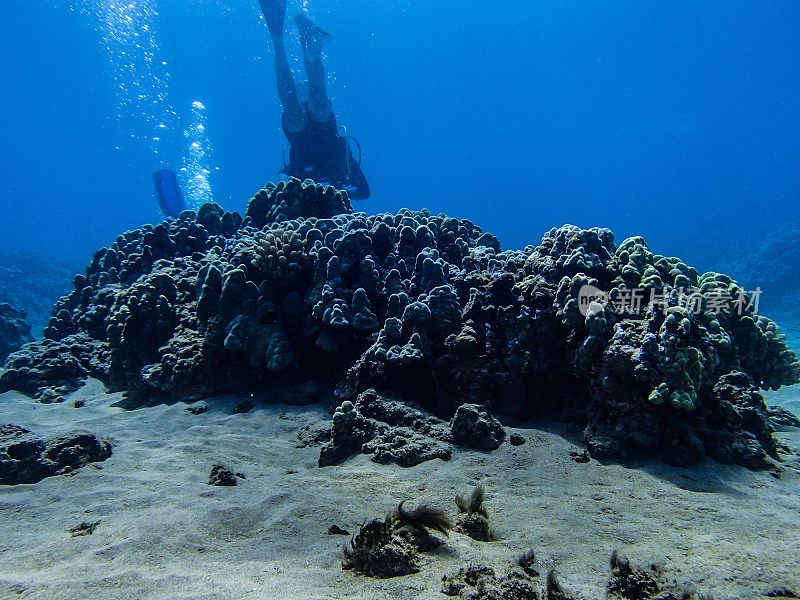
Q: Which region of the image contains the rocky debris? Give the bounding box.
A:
[327,524,350,536]
[441,565,495,596]
[185,402,208,415]
[341,500,452,578]
[3,178,799,469]
[570,449,590,463]
[441,550,705,600]
[516,549,538,578]
[208,463,238,486]
[363,427,452,467]
[450,404,505,451]
[509,433,526,446]
[234,398,255,414]
[606,551,660,599]
[0,424,112,485]
[441,565,539,600]
[68,521,100,537]
[769,406,800,428]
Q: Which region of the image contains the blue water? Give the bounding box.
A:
[2,0,799,271]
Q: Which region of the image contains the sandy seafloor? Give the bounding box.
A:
[0,375,799,600]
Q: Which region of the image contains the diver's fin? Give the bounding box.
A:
[153,169,186,218]
[259,0,287,38]
[294,12,331,58]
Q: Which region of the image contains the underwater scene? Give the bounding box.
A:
[1,1,799,598]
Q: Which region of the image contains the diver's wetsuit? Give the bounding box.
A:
[281,104,370,199]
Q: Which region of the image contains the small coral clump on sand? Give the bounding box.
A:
[342,500,451,578]
[454,484,495,542]
[208,463,238,486]
[606,550,660,600]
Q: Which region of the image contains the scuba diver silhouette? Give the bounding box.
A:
[259,0,370,199]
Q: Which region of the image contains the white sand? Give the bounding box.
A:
[0,380,799,600]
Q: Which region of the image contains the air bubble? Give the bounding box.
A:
[180,99,214,209]
[82,0,175,156]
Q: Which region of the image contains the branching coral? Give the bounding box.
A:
[251,227,310,289]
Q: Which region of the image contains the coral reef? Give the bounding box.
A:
[0,302,33,362]
[318,398,378,466]
[0,424,112,485]
[0,334,110,403]
[2,177,799,468]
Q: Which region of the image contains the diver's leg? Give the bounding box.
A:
[260,0,305,132]
[295,12,332,123]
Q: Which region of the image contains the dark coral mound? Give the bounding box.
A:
[0,302,33,362]
[450,404,505,451]
[318,389,453,467]
[0,424,112,485]
[2,177,799,469]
